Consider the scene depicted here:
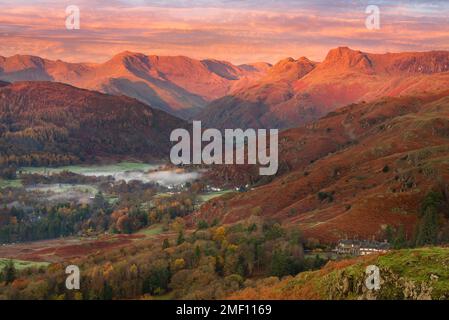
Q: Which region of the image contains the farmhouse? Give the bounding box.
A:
[335,240,390,256]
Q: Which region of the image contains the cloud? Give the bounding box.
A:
[0,0,448,64]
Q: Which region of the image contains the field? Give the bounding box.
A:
[0,235,146,263]
[0,258,49,271]
[137,224,164,237]
[20,162,158,175]
[198,190,233,203]
[0,179,22,189]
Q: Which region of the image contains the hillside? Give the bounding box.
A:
[230,247,449,300]
[199,47,449,129]
[0,81,187,166]
[0,53,269,118]
[195,91,449,242]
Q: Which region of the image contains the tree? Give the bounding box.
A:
[270,250,289,277]
[171,217,185,233]
[143,261,171,295]
[213,226,226,242]
[116,215,132,234]
[194,245,201,264]
[385,225,407,249]
[3,260,16,284]
[173,258,186,271]
[93,192,108,211]
[197,220,209,230]
[415,191,444,246]
[177,230,185,245]
[162,238,170,249]
[420,191,443,216]
[415,206,439,246]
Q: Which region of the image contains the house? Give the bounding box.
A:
[335,240,360,256]
[335,240,390,256]
[358,240,390,256]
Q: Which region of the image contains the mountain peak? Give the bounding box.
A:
[322,46,373,73]
[268,56,316,81]
[297,56,312,62]
[112,50,145,59]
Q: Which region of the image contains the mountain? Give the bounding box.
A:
[0,81,187,166]
[199,47,449,129]
[193,91,449,242]
[0,53,269,118]
[3,48,449,127]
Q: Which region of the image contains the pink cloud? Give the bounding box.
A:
[0,2,448,64]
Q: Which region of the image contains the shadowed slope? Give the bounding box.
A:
[0,81,187,166]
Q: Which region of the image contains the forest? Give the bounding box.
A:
[0,217,327,299]
[0,188,197,243]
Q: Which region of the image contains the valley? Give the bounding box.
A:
[1,49,449,300]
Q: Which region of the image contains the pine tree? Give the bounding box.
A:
[414,191,445,247]
[270,250,289,277]
[415,207,439,246]
[3,260,16,284]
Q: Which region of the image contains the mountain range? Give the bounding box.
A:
[0,52,269,118]
[2,47,449,128]
[200,47,449,129]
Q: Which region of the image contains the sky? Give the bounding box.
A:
[0,0,448,64]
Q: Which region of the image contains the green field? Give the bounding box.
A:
[106,196,119,205]
[0,179,23,189]
[0,258,50,271]
[20,162,157,175]
[198,190,234,203]
[137,224,164,237]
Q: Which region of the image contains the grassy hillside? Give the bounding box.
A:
[199,91,449,242]
[231,247,449,300]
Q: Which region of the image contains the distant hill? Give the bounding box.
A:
[195,91,449,242]
[0,81,187,166]
[199,47,449,129]
[0,52,269,118]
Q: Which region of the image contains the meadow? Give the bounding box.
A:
[198,190,234,203]
[0,258,49,271]
[0,179,22,189]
